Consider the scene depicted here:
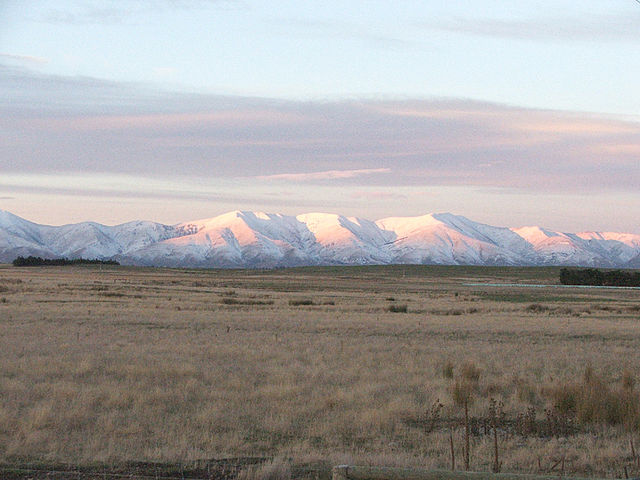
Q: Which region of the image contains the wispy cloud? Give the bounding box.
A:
[39,0,243,25]
[0,53,48,65]
[349,190,406,201]
[271,17,420,50]
[258,168,391,182]
[423,12,640,42]
[0,173,326,208]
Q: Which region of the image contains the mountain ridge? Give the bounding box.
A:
[1,209,639,268]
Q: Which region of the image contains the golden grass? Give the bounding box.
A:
[0,264,639,477]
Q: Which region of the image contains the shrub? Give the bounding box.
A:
[386,303,408,313]
[544,367,640,430]
[221,298,274,305]
[452,379,474,407]
[442,360,455,379]
[526,303,550,313]
[288,299,314,306]
[461,361,481,383]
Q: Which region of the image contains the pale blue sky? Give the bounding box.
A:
[3,0,640,112]
[1,1,639,231]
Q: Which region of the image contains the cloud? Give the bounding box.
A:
[0,53,48,65]
[272,17,420,50]
[349,191,406,201]
[38,0,244,25]
[1,67,639,194]
[423,12,640,42]
[258,168,391,182]
[152,67,177,79]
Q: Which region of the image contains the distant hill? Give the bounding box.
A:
[1,209,639,269]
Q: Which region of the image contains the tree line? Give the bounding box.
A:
[560,267,640,287]
[12,256,120,267]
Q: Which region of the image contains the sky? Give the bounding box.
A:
[1,0,639,233]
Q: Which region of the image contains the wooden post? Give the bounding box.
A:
[464,400,470,470]
[450,429,456,471]
[492,426,501,473]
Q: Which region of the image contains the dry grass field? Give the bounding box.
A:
[0,264,639,478]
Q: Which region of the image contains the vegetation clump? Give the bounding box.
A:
[546,367,640,429]
[288,298,314,306]
[386,303,408,313]
[12,256,119,266]
[560,267,640,287]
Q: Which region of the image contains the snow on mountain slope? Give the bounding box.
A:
[0,210,178,263]
[0,209,638,268]
[41,222,123,259]
[511,226,640,267]
[0,210,46,245]
[297,213,394,264]
[131,211,318,267]
[575,231,640,265]
[377,213,531,265]
[0,210,56,261]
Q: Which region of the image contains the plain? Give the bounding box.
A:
[0,264,639,478]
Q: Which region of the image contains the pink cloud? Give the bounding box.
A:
[258,168,391,182]
[349,190,406,200]
[27,110,304,132]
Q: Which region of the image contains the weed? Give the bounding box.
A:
[420,399,444,433]
[514,406,538,437]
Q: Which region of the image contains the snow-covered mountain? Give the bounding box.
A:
[1,209,639,268]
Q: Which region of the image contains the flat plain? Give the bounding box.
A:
[0,264,639,478]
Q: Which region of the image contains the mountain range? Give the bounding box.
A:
[1,209,639,268]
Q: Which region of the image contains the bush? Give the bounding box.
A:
[545,367,640,430]
[461,361,481,382]
[288,299,314,306]
[442,360,455,379]
[526,303,550,313]
[386,303,408,313]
